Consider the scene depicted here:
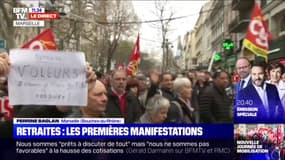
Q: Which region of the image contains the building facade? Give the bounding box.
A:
[183,0,285,72]
[183,30,197,70]
[229,0,285,64]
[261,0,285,64]
[183,0,233,72]
[183,1,212,70]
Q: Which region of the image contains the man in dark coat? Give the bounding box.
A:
[105,70,142,123]
[159,72,176,101]
[199,70,232,123]
[146,71,176,104]
[192,70,210,123]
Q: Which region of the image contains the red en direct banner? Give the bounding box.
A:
[28,12,59,20]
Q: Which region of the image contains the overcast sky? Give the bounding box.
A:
[132,0,208,55]
[20,0,208,57]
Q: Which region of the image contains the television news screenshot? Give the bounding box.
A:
[0,0,284,160]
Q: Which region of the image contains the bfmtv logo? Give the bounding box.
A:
[29,40,56,50]
[13,7,45,19]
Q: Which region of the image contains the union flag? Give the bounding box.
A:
[243,3,271,61]
[126,34,140,76]
[21,28,57,50]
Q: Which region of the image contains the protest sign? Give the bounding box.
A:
[8,49,87,106]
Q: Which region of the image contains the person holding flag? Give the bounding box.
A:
[2,28,59,120]
[0,28,97,137]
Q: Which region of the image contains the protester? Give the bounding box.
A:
[0,52,11,137]
[105,70,142,123]
[0,52,9,77]
[137,94,169,123]
[158,72,176,101]
[192,70,210,123]
[199,70,232,123]
[0,52,97,137]
[205,71,213,84]
[145,69,161,103]
[165,77,194,123]
[126,77,145,112]
[145,70,176,103]
[0,76,8,97]
[13,62,97,118]
[102,72,112,90]
[136,73,149,108]
[126,78,140,97]
[187,69,197,85]
[68,80,107,117]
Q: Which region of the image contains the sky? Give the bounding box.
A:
[132,0,209,55]
[20,0,208,58]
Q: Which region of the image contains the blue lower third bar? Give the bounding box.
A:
[14,124,233,139]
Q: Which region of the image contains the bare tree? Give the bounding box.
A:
[95,0,139,72]
[0,0,38,49]
[53,0,86,51]
[0,0,17,49]
[0,0,139,73]
[150,0,175,72]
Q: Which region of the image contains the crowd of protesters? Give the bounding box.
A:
[0,50,285,137]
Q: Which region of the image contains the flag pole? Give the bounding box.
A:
[240,44,245,58]
[207,51,216,72]
[137,32,139,73]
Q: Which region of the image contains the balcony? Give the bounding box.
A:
[232,0,254,11]
[229,13,250,33]
[268,37,285,61]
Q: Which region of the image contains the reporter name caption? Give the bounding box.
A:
[13,118,233,139]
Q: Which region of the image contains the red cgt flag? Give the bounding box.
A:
[21,28,57,50]
[126,34,140,76]
[243,3,271,61]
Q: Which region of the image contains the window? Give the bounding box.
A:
[192,58,197,65]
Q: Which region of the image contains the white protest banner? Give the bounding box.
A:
[8,49,87,106]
